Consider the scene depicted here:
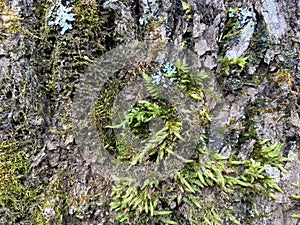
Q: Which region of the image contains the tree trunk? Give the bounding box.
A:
[0,0,299,224]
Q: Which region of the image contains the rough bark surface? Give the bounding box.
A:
[0,0,299,224]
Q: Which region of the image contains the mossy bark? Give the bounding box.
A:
[1,0,299,224]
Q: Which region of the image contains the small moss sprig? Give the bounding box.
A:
[107,98,183,165]
[142,59,208,100]
[181,1,193,20]
[290,183,300,220]
[219,56,247,76]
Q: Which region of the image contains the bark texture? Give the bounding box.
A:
[0,0,299,224]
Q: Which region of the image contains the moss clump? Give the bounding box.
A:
[272,69,294,87]
[0,142,79,224]
[32,169,95,225]
[218,7,254,91]
[219,56,247,76]
[95,57,209,163]
[221,7,240,45]
[0,142,41,223]
[109,140,289,224]
[0,0,119,223]
[31,0,115,97]
[93,56,289,224]
[0,0,23,43]
[72,0,114,47]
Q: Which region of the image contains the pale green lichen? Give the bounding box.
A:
[139,0,161,25]
[47,2,76,35]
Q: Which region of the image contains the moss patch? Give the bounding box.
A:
[93,56,289,224]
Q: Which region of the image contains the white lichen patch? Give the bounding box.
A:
[46,2,76,35]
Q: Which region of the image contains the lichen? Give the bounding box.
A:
[47,2,76,35]
[139,0,161,26]
[221,7,254,65]
[218,6,258,91]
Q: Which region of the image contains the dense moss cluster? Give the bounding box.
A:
[0,142,38,223]
[0,0,22,43]
[108,137,289,224]
[93,57,289,224]
[0,142,71,224]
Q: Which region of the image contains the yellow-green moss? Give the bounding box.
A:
[291,183,300,220]
[94,58,289,224]
[0,0,23,43]
[0,142,40,223]
[0,0,119,223]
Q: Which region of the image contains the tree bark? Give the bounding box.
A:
[0,0,299,224]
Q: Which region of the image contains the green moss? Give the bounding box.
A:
[272,69,293,87]
[108,139,289,224]
[0,0,119,223]
[1,0,293,223]
[73,0,113,42]
[0,0,23,43]
[0,142,79,224]
[93,56,290,224]
[222,8,240,40]
[95,58,208,160]
[30,0,115,96]
[33,174,67,224]
[217,7,255,92]
[181,1,193,20]
[291,183,300,219]
[219,56,247,76]
[32,169,93,225]
[0,142,40,223]
[220,7,240,50]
